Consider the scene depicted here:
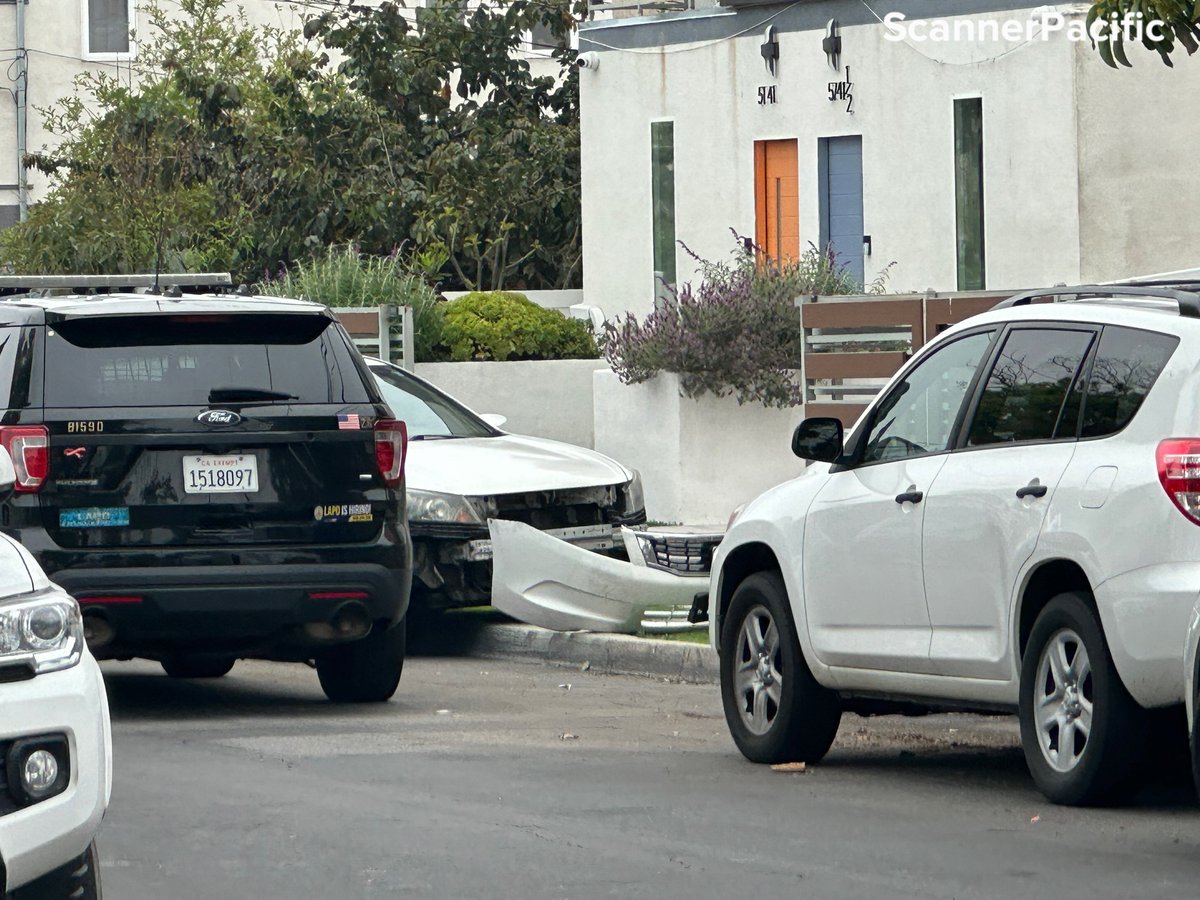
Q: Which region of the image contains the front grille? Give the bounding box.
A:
[410,522,489,540]
[494,485,632,530]
[633,532,722,575]
[0,740,16,817]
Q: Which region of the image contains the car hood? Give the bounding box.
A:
[405,434,633,496]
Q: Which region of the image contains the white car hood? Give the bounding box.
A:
[405,433,632,496]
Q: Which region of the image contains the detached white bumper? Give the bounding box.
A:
[0,653,111,893]
[489,520,715,632]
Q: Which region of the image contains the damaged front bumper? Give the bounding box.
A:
[488,519,722,634]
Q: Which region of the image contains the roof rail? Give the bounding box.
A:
[0,273,233,297]
[993,284,1200,319]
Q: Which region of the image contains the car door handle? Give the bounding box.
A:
[1016,482,1048,500]
[895,489,924,505]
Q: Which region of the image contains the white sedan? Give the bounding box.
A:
[366,359,648,616]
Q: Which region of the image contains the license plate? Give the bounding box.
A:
[182,454,259,494]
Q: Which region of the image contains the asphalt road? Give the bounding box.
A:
[96,655,1200,899]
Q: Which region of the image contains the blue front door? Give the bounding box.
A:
[819,136,865,286]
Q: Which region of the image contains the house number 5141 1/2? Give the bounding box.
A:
[757,85,777,105]
[828,66,854,114]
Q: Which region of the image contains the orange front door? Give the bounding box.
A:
[754,139,800,264]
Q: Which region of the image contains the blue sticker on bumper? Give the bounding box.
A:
[59,507,130,528]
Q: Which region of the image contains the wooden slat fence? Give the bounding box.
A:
[331,305,415,370]
[799,290,1012,426]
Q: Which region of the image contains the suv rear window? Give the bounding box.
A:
[44,314,372,408]
[1075,326,1178,439]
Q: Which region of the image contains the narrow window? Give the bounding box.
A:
[87,0,131,55]
[954,98,985,291]
[651,122,676,303]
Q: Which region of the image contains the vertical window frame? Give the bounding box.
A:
[650,119,677,306]
[953,96,986,291]
[81,0,137,62]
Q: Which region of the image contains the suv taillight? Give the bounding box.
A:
[374,419,407,488]
[1157,439,1200,523]
[0,426,49,492]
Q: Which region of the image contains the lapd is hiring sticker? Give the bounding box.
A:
[314,503,372,523]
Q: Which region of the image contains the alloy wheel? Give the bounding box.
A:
[1034,627,1094,773]
[733,604,782,736]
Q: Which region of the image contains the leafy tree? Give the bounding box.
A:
[308,0,585,290]
[1087,1,1200,66]
[1,0,585,292]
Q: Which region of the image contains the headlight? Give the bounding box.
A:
[619,470,645,515]
[406,489,498,525]
[0,592,84,674]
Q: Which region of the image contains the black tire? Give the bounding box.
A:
[719,571,841,764]
[1018,591,1147,806]
[316,619,406,703]
[161,656,235,679]
[10,839,102,899]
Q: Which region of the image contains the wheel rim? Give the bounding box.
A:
[733,604,783,736]
[1034,627,1094,773]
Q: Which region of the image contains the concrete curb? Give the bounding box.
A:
[463,623,719,685]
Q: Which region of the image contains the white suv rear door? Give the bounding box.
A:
[921,325,1096,679]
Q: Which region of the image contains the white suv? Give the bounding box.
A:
[709,283,1200,806]
[0,448,111,897]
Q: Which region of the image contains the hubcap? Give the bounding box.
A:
[733,605,782,736]
[1034,628,1093,773]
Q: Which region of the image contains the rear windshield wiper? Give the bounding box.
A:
[208,387,299,403]
[409,434,468,441]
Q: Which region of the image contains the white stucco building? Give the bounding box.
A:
[578,1,1200,318]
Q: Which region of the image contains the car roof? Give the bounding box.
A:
[0,292,329,325]
[938,294,1200,343]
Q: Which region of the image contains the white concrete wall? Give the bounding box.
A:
[580,6,1085,319]
[1073,40,1200,282]
[415,358,604,447]
[593,369,803,526]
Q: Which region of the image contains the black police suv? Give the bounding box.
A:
[0,284,411,702]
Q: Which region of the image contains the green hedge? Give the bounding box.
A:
[441,291,598,362]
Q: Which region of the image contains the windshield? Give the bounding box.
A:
[369,363,495,438]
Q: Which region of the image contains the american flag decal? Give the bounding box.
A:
[337,413,361,430]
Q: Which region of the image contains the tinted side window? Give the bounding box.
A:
[967,328,1094,447]
[1078,327,1178,439]
[861,330,994,464]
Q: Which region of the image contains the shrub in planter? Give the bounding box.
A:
[267,245,447,362]
[441,291,599,361]
[605,238,862,408]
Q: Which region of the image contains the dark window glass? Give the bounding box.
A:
[651,121,677,301]
[1078,327,1178,439]
[967,329,1093,447]
[954,98,985,291]
[88,0,129,54]
[369,363,493,439]
[0,327,35,411]
[861,330,994,464]
[44,314,371,408]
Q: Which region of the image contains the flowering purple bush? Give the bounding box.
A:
[602,235,864,408]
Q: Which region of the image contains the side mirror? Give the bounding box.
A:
[792,417,844,463]
[0,446,15,503]
[479,413,507,430]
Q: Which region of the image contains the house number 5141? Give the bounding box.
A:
[757,85,777,105]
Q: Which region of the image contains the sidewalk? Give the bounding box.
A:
[423,622,720,685]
